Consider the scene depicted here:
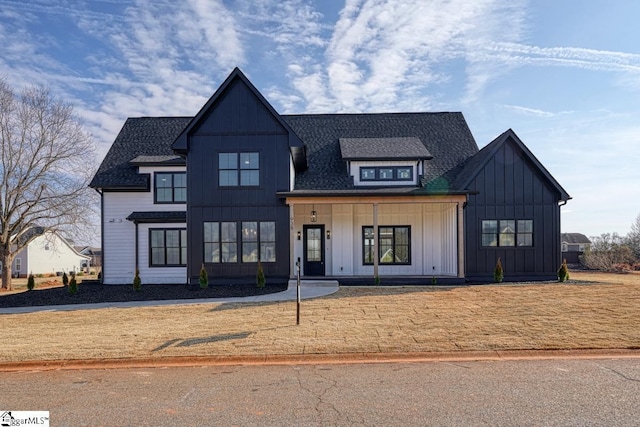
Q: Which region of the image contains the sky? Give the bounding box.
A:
[1,0,639,242]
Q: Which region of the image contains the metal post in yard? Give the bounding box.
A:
[296,257,301,325]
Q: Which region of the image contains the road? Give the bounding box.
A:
[1,357,639,426]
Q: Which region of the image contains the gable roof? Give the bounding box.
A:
[561,233,591,244]
[339,137,432,160]
[90,117,191,190]
[282,112,478,193]
[171,68,306,170]
[454,129,571,201]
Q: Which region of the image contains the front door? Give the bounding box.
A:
[304,225,325,276]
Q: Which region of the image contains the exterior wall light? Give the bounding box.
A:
[326,230,331,239]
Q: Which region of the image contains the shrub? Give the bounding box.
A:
[612,263,633,273]
[494,257,504,283]
[632,263,640,271]
[256,261,265,288]
[97,271,102,280]
[558,259,570,282]
[36,273,44,278]
[199,264,209,289]
[133,269,141,291]
[62,272,69,286]
[374,275,381,286]
[431,276,437,285]
[77,271,84,276]
[69,274,78,294]
[27,273,35,291]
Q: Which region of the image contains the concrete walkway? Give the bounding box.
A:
[0,280,339,315]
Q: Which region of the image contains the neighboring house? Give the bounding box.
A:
[561,233,592,263]
[7,230,91,277]
[90,68,571,285]
[75,246,102,270]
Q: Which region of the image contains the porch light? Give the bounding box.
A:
[310,208,317,222]
[326,230,331,239]
[297,231,301,240]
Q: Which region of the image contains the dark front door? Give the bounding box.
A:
[304,225,325,276]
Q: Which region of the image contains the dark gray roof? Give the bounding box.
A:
[282,113,478,192]
[339,137,432,160]
[90,117,191,189]
[561,233,591,244]
[126,211,187,223]
[129,155,185,166]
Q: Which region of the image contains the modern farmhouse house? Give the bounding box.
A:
[90,68,570,285]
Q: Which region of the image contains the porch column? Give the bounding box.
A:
[373,202,379,278]
[289,204,295,278]
[457,202,465,278]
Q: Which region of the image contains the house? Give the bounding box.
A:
[75,246,102,271]
[4,229,91,278]
[90,68,570,285]
[561,233,591,264]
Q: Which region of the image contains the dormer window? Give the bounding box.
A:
[360,166,414,182]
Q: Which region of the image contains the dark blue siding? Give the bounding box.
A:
[465,140,562,281]
[184,77,292,283]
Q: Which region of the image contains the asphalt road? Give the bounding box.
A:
[2,358,639,426]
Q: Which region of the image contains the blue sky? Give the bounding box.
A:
[1,0,639,240]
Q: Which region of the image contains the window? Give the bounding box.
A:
[155,172,186,203]
[204,220,275,263]
[481,220,533,247]
[363,226,411,265]
[219,152,260,186]
[359,166,413,182]
[149,229,186,266]
[15,258,21,272]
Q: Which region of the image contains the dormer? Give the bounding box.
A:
[339,137,432,187]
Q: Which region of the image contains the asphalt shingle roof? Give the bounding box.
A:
[282,113,478,192]
[561,233,591,244]
[90,117,191,189]
[92,112,480,194]
[339,137,432,160]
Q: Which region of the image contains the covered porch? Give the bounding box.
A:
[284,195,467,283]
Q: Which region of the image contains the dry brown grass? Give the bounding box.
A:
[0,271,638,363]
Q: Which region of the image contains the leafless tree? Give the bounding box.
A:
[626,213,640,259]
[0,78,97,290]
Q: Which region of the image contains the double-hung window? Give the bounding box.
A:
[363,226,411,265]
[481,220,533,247]
[219,152,260,186]
[150,229,187,266]
[155,172,186,203]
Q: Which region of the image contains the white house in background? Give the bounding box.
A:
[9,230,91,277]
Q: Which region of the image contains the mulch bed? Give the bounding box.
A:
[0,282,288,308]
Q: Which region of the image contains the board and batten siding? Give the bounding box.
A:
[292,202,458,277]
[102,168,186,284]
[464,139,562,281]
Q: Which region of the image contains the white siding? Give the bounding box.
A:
[137,223,187,284]
[102,167,186,285]
[25,232,90,275]
[292,201,459,277]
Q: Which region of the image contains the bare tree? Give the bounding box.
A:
[626,213,640,259]
[0,78,96,290]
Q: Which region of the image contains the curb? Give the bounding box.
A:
[1,348,639,372]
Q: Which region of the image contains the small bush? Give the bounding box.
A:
[62,272,69,286]
[494,257,504,283]
[199,264,209,289]
[27,273,35,291]
[431,276,437,285]
[256,261,265,288]
[374,275,381,286]
[77,271,84,276]
[558,259,570,282]
[69,274,78,294]
[612,263,633,273]
[97,271,102,280]
[632,263,640,271]
[36,273,44,278]
[133,269,141,291]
